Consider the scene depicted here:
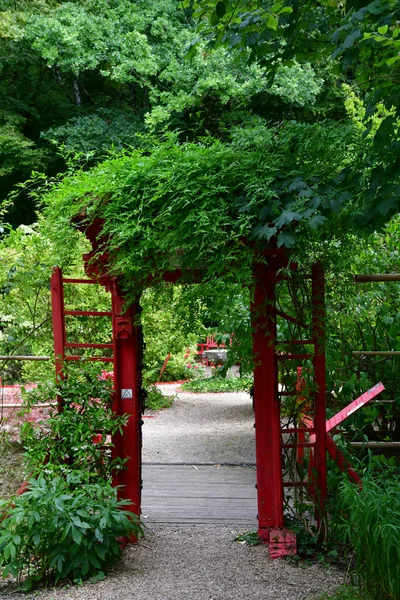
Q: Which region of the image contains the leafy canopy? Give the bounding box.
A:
[42,115,365,297]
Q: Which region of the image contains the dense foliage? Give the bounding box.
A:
[0,474,137,589]
[337,472,400,600]
[0,362,141,588]
[186,0,400,227]
[41,117,365,293]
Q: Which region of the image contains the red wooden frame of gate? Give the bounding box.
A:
[51,228,328,555]
[251,257,326,548]
[51,266,142,538]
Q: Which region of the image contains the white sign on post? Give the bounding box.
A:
[121,389,133,399]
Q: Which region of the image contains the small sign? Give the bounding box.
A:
[121,388,133,399]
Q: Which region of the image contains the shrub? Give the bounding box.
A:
[20,362,128,481]
[146,385,174,411]
[0,473,141,590]
[0,362,142,590]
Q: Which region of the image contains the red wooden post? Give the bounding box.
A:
[296,366,306,465]
[111,283,142,530]
[311,262,327,511]
[251,264,284,540]
[51,267,66,411]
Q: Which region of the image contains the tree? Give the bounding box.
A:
[0,0,348,225]
[185,0,400,226]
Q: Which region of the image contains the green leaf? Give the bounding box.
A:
[343,29,361,49]
[57,555,65,573]
[95,544,106,561]
[308,215,327,229]
[61,523,72,542]
[88,555,101,569]
[210,11,219,26]
[275,211,303,228]
[81,557,90,577]
[377,25,388,35]
[71,525,83,545]
[277,6,293,14]
[54,498,64,511]
[215,2,226,19]
[265,13,278,31]
[72,518,90,529]
[99,517,107,529]
[277,232,295,248]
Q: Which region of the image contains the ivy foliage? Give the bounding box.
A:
[42,117,366,297]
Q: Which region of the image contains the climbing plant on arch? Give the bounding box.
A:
[43,121,368,292]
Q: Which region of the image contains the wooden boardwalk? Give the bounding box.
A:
[141,464,257,526]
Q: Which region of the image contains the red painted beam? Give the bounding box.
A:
[311,262,327,509]
[62,278,97,284]
[326,382,385,432]
[252,263,284,535]
[51,267,66,412]
[276,354,313,360]
[65,356,114,362]
[111,290,142,541]
[65,342,113,349]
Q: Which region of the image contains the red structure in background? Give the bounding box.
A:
[197,334,231,365]
[50,236,328,556]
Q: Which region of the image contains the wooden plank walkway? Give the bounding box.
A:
[141,464,257,526]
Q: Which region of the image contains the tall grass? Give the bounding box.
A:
[338,472,400,600]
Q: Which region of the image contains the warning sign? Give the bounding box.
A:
[121,389,133,399]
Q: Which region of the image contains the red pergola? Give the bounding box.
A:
[51,219,327,555]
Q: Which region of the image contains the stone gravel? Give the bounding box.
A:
[142,388,256,465]
[15,524,342,600]
[1,387,344,600]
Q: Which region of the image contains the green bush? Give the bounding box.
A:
[141,286,200,384]
[21,363,128,480]
[0,362,142,590]
[146,385,174,411]
[181,375,253,393]
[0,473,140,590]
[337,473,400,600]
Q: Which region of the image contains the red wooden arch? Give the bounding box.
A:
[51,220,327,555]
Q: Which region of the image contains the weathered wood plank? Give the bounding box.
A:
[141,464,257,524]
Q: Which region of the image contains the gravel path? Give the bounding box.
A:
[1,387,344,600]
[19,525,342,600]
[142,388,255,465]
